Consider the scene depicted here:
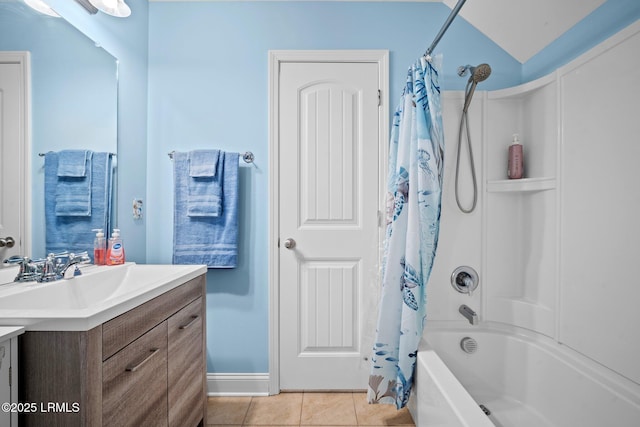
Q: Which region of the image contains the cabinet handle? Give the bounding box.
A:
[179,315,199,330]
[125,348,160,372]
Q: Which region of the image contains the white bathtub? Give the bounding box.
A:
[408,323,640,427]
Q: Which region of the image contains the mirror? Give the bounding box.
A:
[0,0,118,259]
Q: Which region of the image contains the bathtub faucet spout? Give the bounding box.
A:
[459,304,478,325]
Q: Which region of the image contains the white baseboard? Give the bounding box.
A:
[207,373,271,396]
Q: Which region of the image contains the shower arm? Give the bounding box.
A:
[424,0,468,58]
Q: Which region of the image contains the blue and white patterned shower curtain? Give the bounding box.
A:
[368,56,444,409]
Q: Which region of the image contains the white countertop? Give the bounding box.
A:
[0,326,24,341]
[0,263,206,332]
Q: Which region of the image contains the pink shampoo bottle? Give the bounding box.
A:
[508,133,524,179]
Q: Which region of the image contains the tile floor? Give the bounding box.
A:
[207,392,415,426]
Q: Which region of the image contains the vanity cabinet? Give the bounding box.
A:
[19,274,206,427]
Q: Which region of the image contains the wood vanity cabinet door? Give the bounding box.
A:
[103,321,168,427]
[168,297,204,427]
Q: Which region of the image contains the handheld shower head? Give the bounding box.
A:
[470,63,491,83]
[459,62,492,113]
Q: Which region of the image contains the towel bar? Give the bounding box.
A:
[39,152,116,157]
[167,151,254,164]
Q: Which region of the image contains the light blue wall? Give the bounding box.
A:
[523,0,640,81]
[146,1,521,374]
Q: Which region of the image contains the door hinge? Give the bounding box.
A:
[377,89,381,107]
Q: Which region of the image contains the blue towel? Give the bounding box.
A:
[45,151,113,258]
[57,150,89,177]
[173,150,239,268]
[187,150,222,217]
[55,150,93,216]
[189,149,219,177]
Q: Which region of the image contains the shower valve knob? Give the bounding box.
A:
[451,266,479,295]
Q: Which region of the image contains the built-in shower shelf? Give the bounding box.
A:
[487,177,556,193]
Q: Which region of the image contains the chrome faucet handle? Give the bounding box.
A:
[4,256,40,282]
[48,251,70,261]
[3,255,29,265]
[70,251,90,261]
[67,251,91,266]
[39,253,59,282]
[451,266,479,296]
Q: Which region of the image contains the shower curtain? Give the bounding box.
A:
[368,56,444,409]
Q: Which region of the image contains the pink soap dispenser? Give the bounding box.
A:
[508,133,524,179]
[106,228,125,265]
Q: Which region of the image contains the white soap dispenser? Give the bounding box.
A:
[92,228,106,265]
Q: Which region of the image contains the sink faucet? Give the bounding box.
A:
[57,252,90,279]
[459,304,478,325]
[3,251,90,283]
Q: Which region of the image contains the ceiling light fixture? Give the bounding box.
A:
[24,0,60,17]
[89,0,131,18]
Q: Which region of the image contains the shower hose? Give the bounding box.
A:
[455,80,479,214]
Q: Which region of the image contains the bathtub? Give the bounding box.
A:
[408,323,640,427]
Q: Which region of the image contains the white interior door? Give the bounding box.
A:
[0,52,30,260]
[278,57,383,390]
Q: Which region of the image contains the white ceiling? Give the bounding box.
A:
[442,0,607,63]
[150,0,608,63]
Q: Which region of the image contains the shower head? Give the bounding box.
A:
[470,63,491,83]
[460,63,492,113]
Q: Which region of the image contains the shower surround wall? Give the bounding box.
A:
[428,20,640,394]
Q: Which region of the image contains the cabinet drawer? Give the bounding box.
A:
[102,275,204,360]
[103,322,168,427]
[168,298,204,427]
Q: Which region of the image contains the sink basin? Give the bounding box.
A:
[0,262,206,331]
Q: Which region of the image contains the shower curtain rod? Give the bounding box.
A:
[424,0,468,58]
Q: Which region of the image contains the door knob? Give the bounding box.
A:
[283,238,296,249]
[0,237,15,248]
